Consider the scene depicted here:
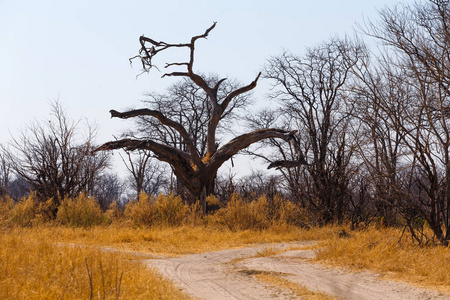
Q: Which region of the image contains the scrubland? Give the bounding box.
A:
[1,192,450,298]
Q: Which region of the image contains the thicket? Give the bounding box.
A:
[0,192,310,230]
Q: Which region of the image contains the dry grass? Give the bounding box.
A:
[254,272,338,300]
[28,224,335,256]
[315,226,450,294]
[0,228,191,300]
[0,223,337,299]
[4,192,450,296]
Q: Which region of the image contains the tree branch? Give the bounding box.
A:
[221,72,261,111]
[207,129,294,171]
[94,138,190,165]
[109,109,202,165]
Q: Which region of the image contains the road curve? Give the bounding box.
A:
[145,243,450,300]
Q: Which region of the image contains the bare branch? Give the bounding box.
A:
[221,72,261,111]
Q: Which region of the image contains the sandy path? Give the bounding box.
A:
[145,242,450,300]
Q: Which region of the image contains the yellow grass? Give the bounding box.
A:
[5,192,450,296]
[255,272,338,300]
[315,226,450,294]
[26,224,334,256]
[0,228,192,300]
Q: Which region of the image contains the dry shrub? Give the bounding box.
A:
[105,201,123,222]
[124,193,187,227]
[0,196,14,226]
[209,194,306,231]
[184,201,204,226]
[57,194,106,227]
[6,193,54,227]
[7,194,39,227]
[154,193,187,226]
[211,194,271,230]
[124,193,156,226]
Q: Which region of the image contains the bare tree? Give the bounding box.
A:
[264,38,365,224]
[95,23,295,211]
[358,0,450,244]
[5,101,110,214]
[93,172,126,211]
[0,147,11,197]
[120,149,169,198]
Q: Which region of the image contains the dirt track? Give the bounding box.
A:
[145,242,450,300]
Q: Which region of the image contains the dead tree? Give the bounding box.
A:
[95,23,295,212]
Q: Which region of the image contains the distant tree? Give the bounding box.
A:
[95,23,296,211]
[0,148,10,197]
[120,149,169,198]
[5,101,110,214]
[7,176,30,201]
[264,38,365,224]
[93,172,126,211]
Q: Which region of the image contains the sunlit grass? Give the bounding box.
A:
[0,228,192,300]
[4,192,450,296]
[315,226,450,294]
[28,223,335,256]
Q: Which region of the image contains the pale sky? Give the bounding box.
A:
[0,0,409,176]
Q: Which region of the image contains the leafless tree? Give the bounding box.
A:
[263,38,365,224]
[119,149,169,198]
[0,147,11,197]
[93,172,126,211]
[95,23,295,211]
[5,101,110,214]
[358,0,450,244]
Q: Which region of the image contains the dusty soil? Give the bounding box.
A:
[145,242,450,300]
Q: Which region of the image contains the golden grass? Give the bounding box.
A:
[254,246,283,257]
[255,272,338,300]
[0,228,192,300]
[315,226,450,294]
[27,224,336,256]
[5,192,450,296]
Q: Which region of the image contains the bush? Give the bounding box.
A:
[124,193,157,226]
[154,193,187,226]
[212,194,271,230]
[7,193,41,227]
[0,195,14,226]
[104,201,123,222]
[56,194,105,227]
[209,194,306,231]
[124,193,188,227]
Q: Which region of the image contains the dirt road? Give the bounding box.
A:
[145,242,450,300]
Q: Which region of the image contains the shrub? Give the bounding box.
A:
[0,195,14,226]
[56,194,105,227]
[124,193,157,226]
[104,201,123,222]
[7,193,40,227]
[212,194,271,231]
[124,193,188,227]
[154,193,187,226]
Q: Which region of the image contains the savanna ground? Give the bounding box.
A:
[1,193,450,299]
